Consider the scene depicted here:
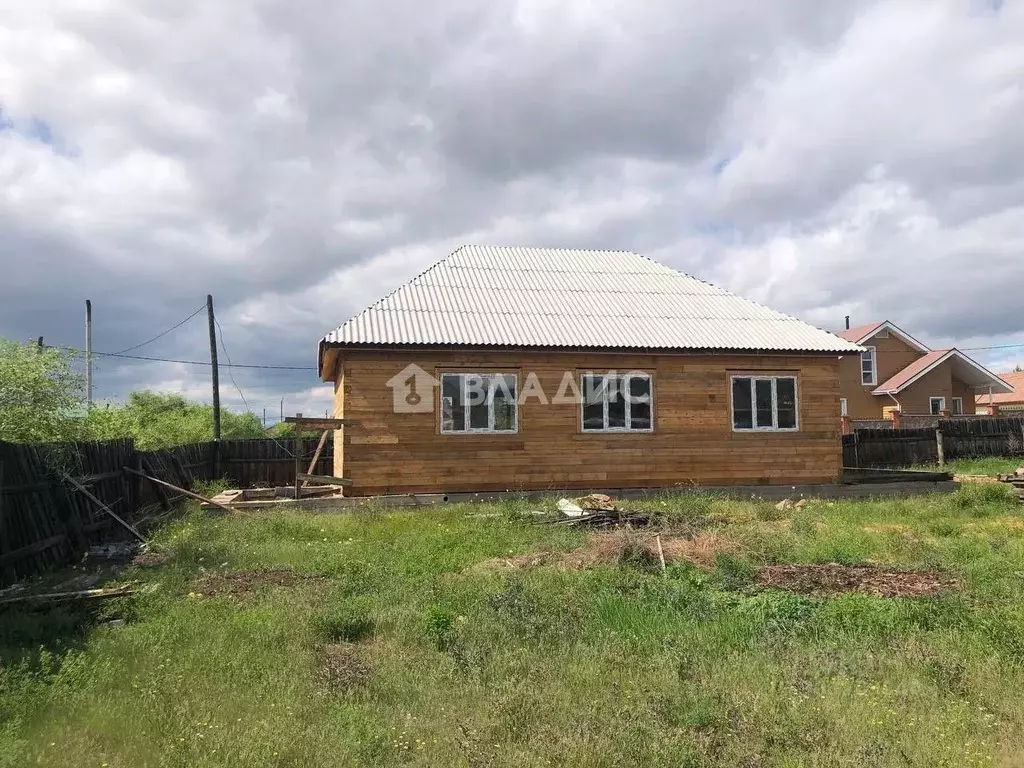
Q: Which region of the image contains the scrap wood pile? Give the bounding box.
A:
[539,494,656,528]
[996,467,1024,505]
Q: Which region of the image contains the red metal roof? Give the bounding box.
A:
[975,371,1024,405]
[871,349,951,394]
[837,322,885,342]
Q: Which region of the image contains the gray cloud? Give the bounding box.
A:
[1,0,1023,420]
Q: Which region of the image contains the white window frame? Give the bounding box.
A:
[929,397,946,416]
[731,375,800,432]
[440,373,518,434]
[861,346,877,386]
[951,397,964,415]
[579,373,654,433]
[840,397,848,417]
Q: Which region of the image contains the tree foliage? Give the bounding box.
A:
[0,339,84,443]
[0,336,265,449]
[82,392,265,450]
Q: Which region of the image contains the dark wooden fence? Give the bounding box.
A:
[219,437,333,487]
[0,436,336,587]
[844,416,1024,468]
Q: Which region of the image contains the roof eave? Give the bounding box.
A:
[317,339,862,356]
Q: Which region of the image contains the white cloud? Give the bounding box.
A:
[1,0,1023,420]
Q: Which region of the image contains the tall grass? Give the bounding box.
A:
[2,490,1024,767]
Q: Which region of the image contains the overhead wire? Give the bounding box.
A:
[111,304,206,354]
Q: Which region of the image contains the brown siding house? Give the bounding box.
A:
[318,246,864,496]
[836,321,1011,419]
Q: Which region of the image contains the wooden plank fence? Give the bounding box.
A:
[844,416,1024,468]
[0,435,336,587]
[218,437,334,488]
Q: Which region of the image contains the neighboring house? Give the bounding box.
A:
[317,246,863,496]
[976,371,1024,414]
[835,321,1011,419]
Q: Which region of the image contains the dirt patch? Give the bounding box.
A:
[475,531,739,572]
[317,643,371,691]
[131,551,171,568]
[192,568,318,596]
[756,563,956,598]
[954,474,1001,484]
[863,524,913,535]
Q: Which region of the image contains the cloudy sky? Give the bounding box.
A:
[1,0,1022,420]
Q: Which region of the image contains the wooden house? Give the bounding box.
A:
[835,321,1011,419]
[317,246,864,496]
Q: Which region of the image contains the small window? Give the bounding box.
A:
[929,397,946,416]
[581,373,653,432]
[440,373,517,433]
[840,398,848,417]
[731,376,799,431]
[861,346,877,386]
[951,397,963,416]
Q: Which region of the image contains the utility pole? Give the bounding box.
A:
[280,398,284,424]
[85,300,93,406]
[36,337,43,351]
[207,294,221,477]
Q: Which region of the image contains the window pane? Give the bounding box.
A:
[861,349,875,384]
[628,375,651,401]
[930,398,943,416]
[776,378,797,429]
[582,374,605,407]
[629,375,652,430]
[607,378,627,428]
[582,401,604,431]
[732,378,753,429]
[755,379,774,428]
[952,398,963,415]
[631,401,652,430]
[492,374,517,431]
[441,375,465,432]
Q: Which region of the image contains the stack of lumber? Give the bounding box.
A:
[997,470,1024,505]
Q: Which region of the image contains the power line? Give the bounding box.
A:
[112,304,206,354]
[215,317,253,414]
[48,344,314,370]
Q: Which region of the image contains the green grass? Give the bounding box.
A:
[3,488,1024,767]
[914,457,1024,477]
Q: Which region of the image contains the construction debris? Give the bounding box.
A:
[576,493,616,511]
[0,582,155,607]
[557,498,584,517]
[996,472,1024,505]
[541,508,656,528]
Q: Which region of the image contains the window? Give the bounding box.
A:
[440,373,517,433]
[840,398,848,417]
[861,346,877,386]
[581,373,653,432]
[731,376,798,431]
[929,397,946,416]
[951,397,963,415]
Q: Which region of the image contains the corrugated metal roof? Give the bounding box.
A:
[837,322,885,343]
[320,245,864,354]
[976,371,1024,404]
